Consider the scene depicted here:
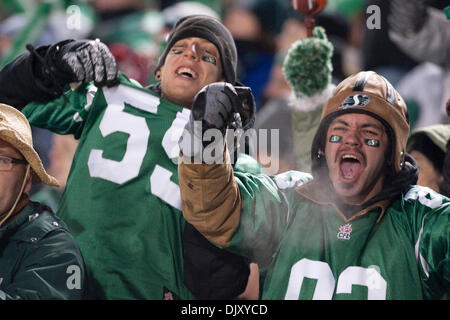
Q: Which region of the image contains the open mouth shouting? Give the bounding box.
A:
[338,153,365,182]
[176,67,198,79]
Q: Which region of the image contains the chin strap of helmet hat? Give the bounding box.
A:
[0,165,31,227]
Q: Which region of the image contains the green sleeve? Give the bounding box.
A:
[228,170,312,267]
[0,229,86,300]
[21,83,93,139]
[404,186,450,299]
[234,153,264,175]
[418,202,450,299]
[21,73,139,139]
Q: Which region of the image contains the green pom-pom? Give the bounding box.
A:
[283,26,334,98]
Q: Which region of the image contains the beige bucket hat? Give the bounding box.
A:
[0,103,59,186]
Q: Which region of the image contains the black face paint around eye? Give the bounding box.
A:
[329,135,342,143]
[364,139,380,147]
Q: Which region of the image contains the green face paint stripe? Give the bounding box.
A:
[329,135,342,143]
[202,56,217,65]
[364,139,380,147]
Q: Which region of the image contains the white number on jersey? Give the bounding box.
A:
[404,186,443,209]
[285,258,387,300]
[87,85,189,210]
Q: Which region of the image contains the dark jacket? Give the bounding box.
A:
[0,46,58,110]
[0,201,86,299]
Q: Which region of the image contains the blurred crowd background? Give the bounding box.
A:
[1,0,449,201]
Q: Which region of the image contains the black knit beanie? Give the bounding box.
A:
[154,15,238,84]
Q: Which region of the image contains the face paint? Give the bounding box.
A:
[193,43,217,65]
[364,139,380,147]
[329,135,342,143]
[202,56,217,65]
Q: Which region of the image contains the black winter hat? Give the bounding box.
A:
[154,15,238,84]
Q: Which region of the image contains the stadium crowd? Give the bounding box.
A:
[0,0,448,300]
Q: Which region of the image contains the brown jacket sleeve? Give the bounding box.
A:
[178,150,242,248]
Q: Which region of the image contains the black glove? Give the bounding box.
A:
[27,39,119,92]
[179,82,253,162]
[192,82,242,133]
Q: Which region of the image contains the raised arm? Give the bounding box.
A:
[178,82,246,247]
[178,82,312,265]
[0,39,118,109]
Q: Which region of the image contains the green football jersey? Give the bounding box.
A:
[228,171,450,300]
[22,73,212,299]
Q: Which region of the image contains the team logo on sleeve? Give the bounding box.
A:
[337,223,352,240]
[340,94,371,109]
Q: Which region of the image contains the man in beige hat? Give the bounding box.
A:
[178,71,450,299]
[0,103,85,300]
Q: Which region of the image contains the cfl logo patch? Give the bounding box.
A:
[340,94,371,109]
[337,223,353,240]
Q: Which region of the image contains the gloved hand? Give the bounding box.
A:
[179,82,251,162]
[192,82,243,133]
[28,39,119,91]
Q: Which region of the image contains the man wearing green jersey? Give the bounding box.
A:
[0,15,258,299]
[179,71,450,299]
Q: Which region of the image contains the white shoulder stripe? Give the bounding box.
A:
[260,174,277,190]
[73,86,97,123]
[404,186,443,209]
[85,86,97,111]
[73,112,82,122]
[414,212,430,278]
[103,85,159,113]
